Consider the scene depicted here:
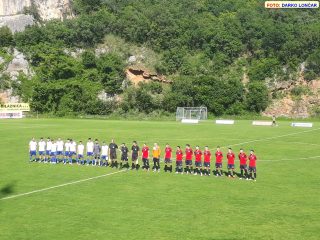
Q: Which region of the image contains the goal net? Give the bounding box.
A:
[176,107,207,121]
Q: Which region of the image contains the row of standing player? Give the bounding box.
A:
[29,138,257,180]
[29,137,120,165]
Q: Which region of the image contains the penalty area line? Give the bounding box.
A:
[0,170,126,201]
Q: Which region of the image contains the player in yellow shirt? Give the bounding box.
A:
[152,143,161,172]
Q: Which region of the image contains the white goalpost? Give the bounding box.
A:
[176,106,207,122]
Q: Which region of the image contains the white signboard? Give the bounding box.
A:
[181,119,199,124]
[291,122,313,128]
[0,111,23,119]
[215,120,235,125]
[252,121,273,126]
[0,103,30,111]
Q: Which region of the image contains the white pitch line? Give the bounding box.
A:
[0,170,126,201]
[221,127,320,148]
[270,140,320,147]
[259,155,320,162]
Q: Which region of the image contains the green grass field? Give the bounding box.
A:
[1,118,320,240]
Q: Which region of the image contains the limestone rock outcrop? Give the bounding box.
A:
[0,0,73,32]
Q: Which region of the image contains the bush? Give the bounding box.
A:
[311,106,320,117]
[225,102,246,115]
[290,86,311,97]
[82,50,96,68]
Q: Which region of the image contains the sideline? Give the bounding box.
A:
[0,170,126,201]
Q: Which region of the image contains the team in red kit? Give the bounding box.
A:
[138,143,257,180]
[164,144,173,172]
[29,138,258,180]
[227,148,235,178]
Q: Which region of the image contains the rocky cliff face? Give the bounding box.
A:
[263,79,320,118]
[0,14,34,32]
[0,0,72,32]
[34,0,73,21]
[0,48,33,103]
[6,48,33,79]
[0,0,72,19]
[0,0,30,16]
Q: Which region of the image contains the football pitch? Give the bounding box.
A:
[0,118,319,240]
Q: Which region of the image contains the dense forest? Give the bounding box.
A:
[0,0,319,116]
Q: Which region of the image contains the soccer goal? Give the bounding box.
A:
[176,107,207,121]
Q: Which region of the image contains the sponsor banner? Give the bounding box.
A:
[0,103,30,111]
[265,1,319,8]
[252,121,273,126]
[291,122,313,128]
[215,120,235,125]
[0,110,23,119]
[181,119,199,124]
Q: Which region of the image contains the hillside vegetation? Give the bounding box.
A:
[0,0,319,116]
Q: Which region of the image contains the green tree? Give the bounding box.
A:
[97,53,125,94]
[248,58,281,81]
[12,74,35,102]
[0,73,11,90]
[120,86,137,112]
[73,0,103,14]
[305,48,320,81]
[31,80,101,115]
[115,5,151,44]
[163,92,193,112]
[159,48,187,75]
[0,27,13,47]
[36,53,81,81]
[14,25,47,48]
[135,89,154,113]
[246,82,269,112]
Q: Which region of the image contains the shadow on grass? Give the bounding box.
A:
[234,171,242,178]
[0,182,16,200]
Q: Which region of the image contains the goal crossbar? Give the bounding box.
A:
[176,107,207,121]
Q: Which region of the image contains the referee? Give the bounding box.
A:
[131,141,140,170]
[109,139,118,168]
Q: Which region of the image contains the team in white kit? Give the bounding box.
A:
[29,137,112,166]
